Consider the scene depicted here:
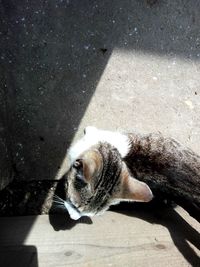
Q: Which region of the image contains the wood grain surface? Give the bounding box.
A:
[0,206,199,267]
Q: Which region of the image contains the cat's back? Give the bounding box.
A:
[126,132,200,181]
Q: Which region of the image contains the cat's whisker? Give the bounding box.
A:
[53,194,62,200]
[52,200,65,205]
[53,194,65,202]
[52,203,66,209]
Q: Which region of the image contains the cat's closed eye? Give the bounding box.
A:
[75,172,87,185]
[74,177,87,189]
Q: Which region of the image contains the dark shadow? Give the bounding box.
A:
[0,0,200,265]
[1,0,119,182]
[0,245,38,267]
[111,200,200,266]
[49,213,92,231]
[49,176,93,231]
[0,1,126,261]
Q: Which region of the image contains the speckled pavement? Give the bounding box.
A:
[0,1,200,266]
[1,0,200,188]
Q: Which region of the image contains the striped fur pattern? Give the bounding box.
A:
[63,127,200,221]
[64,127,153,220]
[65,142,123,219]
[88,143,122,213]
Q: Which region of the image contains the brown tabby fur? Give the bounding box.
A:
[63,130,200,221]
[125,132,200,221]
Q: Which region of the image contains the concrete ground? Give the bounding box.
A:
[0,0,200,266]
[1,0,200,185]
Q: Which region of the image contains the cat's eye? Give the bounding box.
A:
[74,173,87,188]
[76,174,87,183]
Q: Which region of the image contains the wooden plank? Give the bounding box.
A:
[0,206,199,267]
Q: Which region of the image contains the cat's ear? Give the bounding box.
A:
[118,170,153,202]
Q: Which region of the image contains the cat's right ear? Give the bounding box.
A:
[116,169,153,202]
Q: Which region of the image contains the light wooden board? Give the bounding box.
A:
[0,206,199,267]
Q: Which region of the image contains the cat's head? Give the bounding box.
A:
[64,142,153,220]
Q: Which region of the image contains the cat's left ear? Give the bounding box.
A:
[116,169,153,202]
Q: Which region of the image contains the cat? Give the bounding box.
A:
[59,126,153,220]
[58,126,200,222]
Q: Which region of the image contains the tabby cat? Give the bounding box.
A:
[58,126,200,221]
[60,126,153,220]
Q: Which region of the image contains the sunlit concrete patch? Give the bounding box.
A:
[73,49,200,154]
[184,100,194,110]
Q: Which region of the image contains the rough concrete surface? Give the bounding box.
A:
[1,0,200,187]
[0,1,200,266]
[0,0,200,192]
